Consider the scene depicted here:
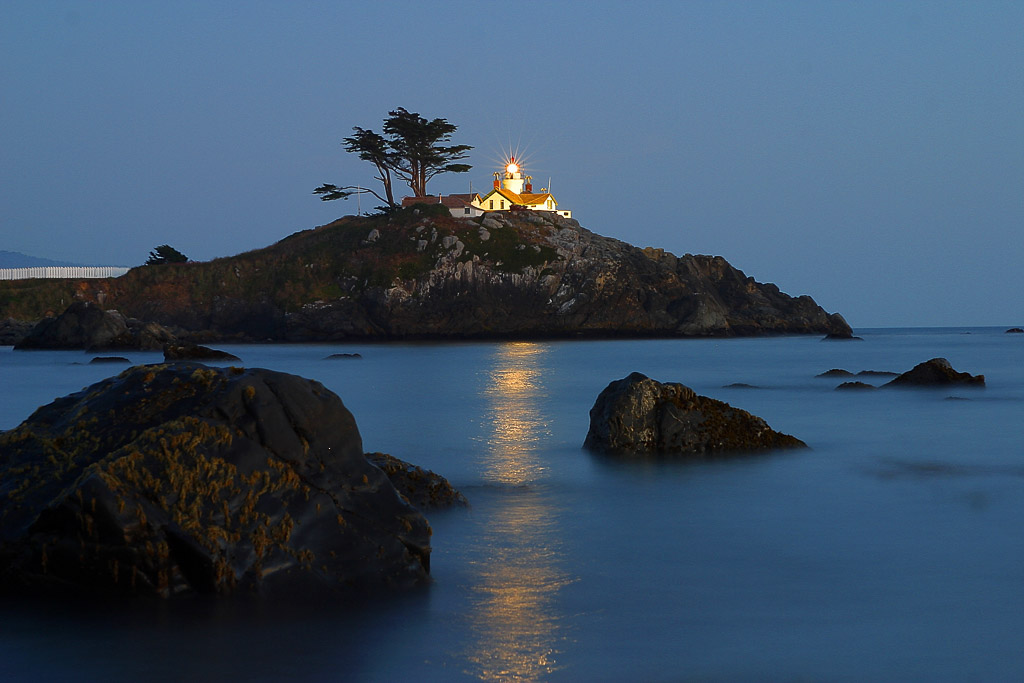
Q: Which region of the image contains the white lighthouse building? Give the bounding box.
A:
[401,156,571,219]
[478,157,571,218]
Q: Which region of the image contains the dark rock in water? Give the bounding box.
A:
[884,358,985,388]
[817,369,854,378]
[16,302,127,350]
[836,381,877,391]
[163,342,240,362]
[325,353,362,360]
[584,372,806,456]
[14,302,176,351]
[722,383,761,389]
[366,452,467,509]
[89,356,131,364]
[1007,328,1023,334]
[0,318,34,346]
[0,363,431,597]
[857,370,898,377]
[821,327,862,341]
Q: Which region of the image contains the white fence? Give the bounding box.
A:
[0,266,130,281]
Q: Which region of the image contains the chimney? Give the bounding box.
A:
[525,182,533,193]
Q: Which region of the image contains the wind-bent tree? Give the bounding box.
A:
[314,107,472,208]
[145,245,189,265]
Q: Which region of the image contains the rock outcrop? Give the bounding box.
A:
[0,363,431,597]
[14,301,176,351]
[0,318,34,346]
[884,358,985,388]
[584,372,806,456]
[0,209,852,341]
[366,452,468,509]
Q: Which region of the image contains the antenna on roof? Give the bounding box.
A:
[357,184,361,216]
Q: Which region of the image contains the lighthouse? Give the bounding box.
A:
[498,157,529,194]
[401,155,572,218]
[476,156,572,218]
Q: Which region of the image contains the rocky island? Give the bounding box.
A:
[0,206,851,343]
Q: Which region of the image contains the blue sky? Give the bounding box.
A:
[2,1,1021,327]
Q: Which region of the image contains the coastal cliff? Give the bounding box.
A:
[0,206,850,341]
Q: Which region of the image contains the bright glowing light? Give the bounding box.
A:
[506,162,519,174]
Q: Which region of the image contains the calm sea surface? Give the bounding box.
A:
[1,328,1022,682]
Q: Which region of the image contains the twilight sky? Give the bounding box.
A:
[2,1,1021,328]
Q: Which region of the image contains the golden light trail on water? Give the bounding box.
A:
[462,342,574,682]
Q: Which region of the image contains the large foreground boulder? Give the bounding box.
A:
[0,363,431,597]
[584,372,806,456]
[884,358,985,388]
[15,301,175,351]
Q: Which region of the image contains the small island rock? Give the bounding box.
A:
[163,342,240,362]
[884,358,985,388]
[584,372,806,456]
[89,356,131,364]
[817,369,854,378]
[0,363,431,597]
[836,381,877,391]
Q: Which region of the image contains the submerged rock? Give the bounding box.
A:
[163,342,240,362]
[0,363,431,597]
[884,358,985,388]
[584,372,806,456]
[836,381,877,391]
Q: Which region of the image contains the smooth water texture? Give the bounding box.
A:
[1,328,1022,682]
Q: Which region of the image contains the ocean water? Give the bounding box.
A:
[0,328,1022,682]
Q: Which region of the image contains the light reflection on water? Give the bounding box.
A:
[461,342,574,682]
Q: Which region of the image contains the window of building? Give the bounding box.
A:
[500,200,505,209]
[464,207,471,214]
[489,200,493,210]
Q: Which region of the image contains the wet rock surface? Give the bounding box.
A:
[0,363,432,597]
[584,372,806,456]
